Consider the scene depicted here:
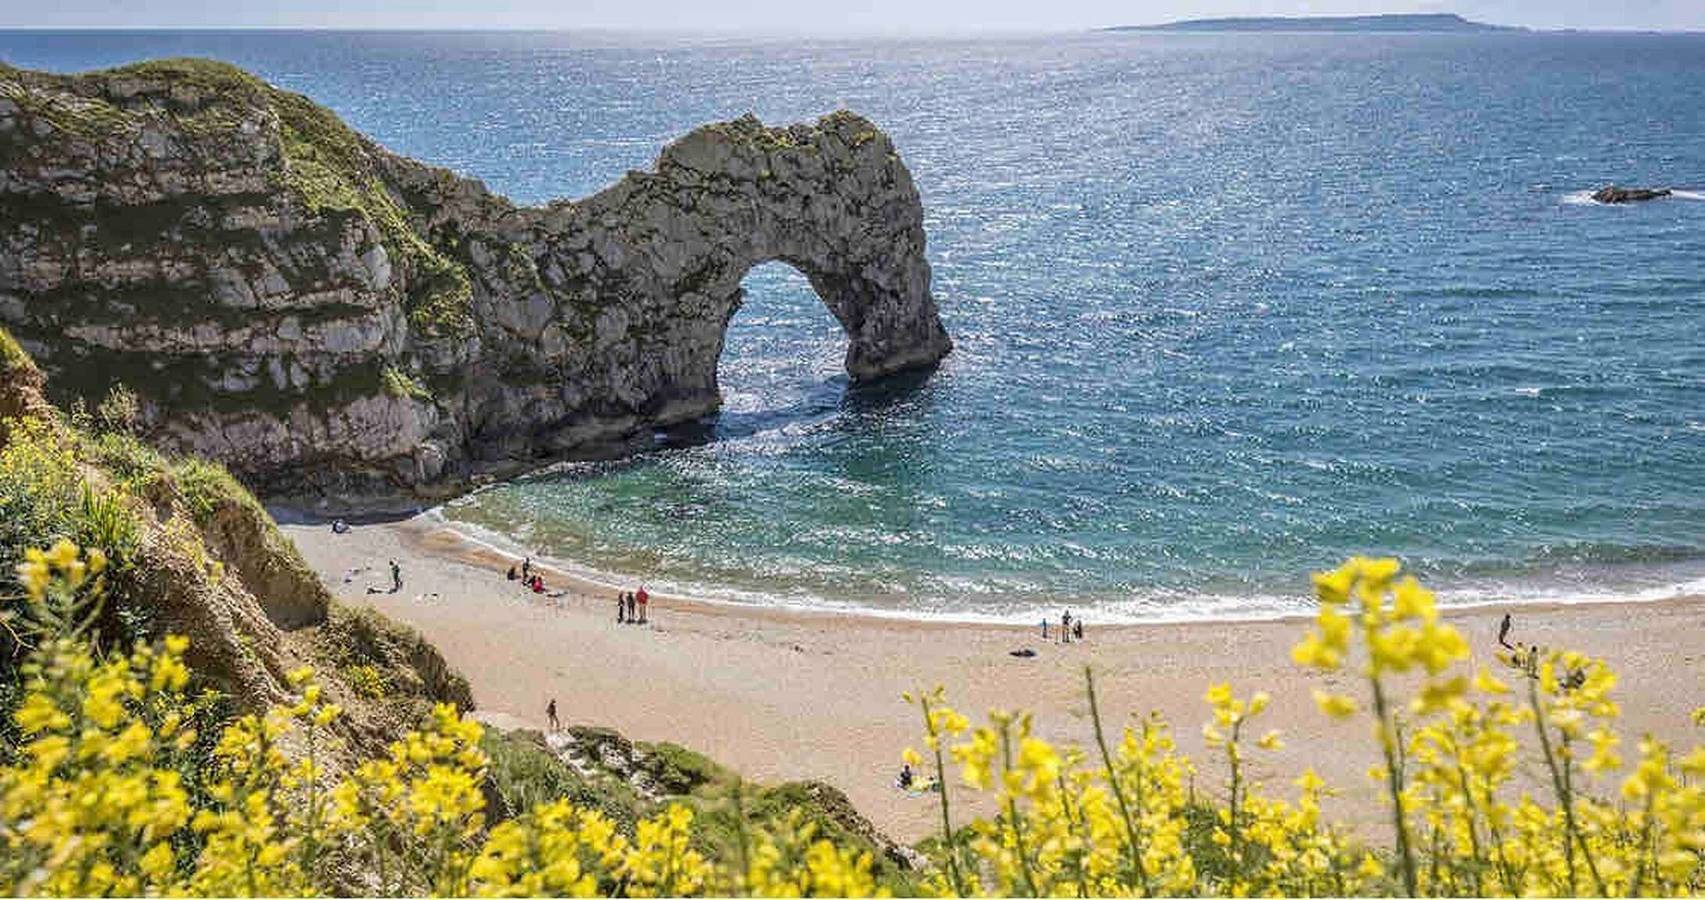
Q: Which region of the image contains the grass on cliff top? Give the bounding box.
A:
[95,58,270,96]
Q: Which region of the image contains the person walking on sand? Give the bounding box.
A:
[546,698,560,733]
[625,592,636,624]
[1041,619,1049,640]
[1498,612,1514,650]
[636,585,649,624]
[617,591,627,624]
[389,559,402,593]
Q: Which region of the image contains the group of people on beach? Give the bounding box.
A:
[1041,609,1085,643]
[506,556,550,594]
[1496,611,1589,690]
[616,586,650,625]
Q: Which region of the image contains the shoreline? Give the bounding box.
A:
[405,506,1705,631]
[281,511,1705,844]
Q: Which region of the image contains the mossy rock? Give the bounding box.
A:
[479,728,644,834]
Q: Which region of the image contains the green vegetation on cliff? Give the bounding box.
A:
[0,329,32,373]
[266,82,476,339]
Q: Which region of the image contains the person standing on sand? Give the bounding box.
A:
[625,592,636,623]
[389,559,401,593]
[1498,612,1514,649]
[636,585,649,624]
[1041,619,1049,640]
[1061,610,1072,644]
[1074,618,1084,642]
[617,592,626,624]
[522,557,532,581]
[546,698,559,733]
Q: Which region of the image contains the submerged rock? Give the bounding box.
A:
[0,59,952,510]
[1591,185,1672,204]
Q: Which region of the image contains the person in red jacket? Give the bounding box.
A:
[636,585,649,624]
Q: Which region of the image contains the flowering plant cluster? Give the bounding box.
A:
[3,544,1702,897]
[907,556,1705,896]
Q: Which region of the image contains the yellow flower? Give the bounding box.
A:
[1313,690,1358,720]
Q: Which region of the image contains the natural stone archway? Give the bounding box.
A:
[502,112,954,428]
[0,60,952,508]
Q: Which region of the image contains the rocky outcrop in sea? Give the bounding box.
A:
[0,59,951,509]
[1591,185,1672,204]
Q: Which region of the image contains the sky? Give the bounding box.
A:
[0,0,1700,33]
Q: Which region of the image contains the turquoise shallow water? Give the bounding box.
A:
[7,30,1705,620]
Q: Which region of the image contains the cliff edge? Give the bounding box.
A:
[0,59,951,509]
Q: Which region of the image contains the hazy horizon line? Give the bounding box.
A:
[3,22,1703,36]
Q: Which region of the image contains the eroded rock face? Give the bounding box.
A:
[0,60,951,509]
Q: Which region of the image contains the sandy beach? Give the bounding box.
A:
[282,514,1705,844]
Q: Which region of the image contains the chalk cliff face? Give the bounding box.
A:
[0,59,951,508]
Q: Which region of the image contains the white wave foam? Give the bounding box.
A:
[423,511,1705,627]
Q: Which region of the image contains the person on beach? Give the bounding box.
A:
[1041,619,1049,640]
[546,698,560,733]
[506,566,517,581]
[389,559,401,593]
[625,592,636,623]
[531,575,545,594]
[522,557,532,581]
[331,519,350,534]
[1498,612,1513,649]
[898,763,914,790]
[617,592,627,624]
[636,586,649,624]
[1074,618,1084,642]
[1061,610,1072,644]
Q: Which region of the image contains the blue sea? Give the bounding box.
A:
[6,30,1705,621]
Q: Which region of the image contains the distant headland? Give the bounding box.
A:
[1101,13,1522,33]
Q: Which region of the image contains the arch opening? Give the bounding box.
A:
[710,260,850,438]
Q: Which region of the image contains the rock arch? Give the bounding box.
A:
[517,112,953,419]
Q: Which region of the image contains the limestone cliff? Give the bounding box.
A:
[0,59,951,509]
